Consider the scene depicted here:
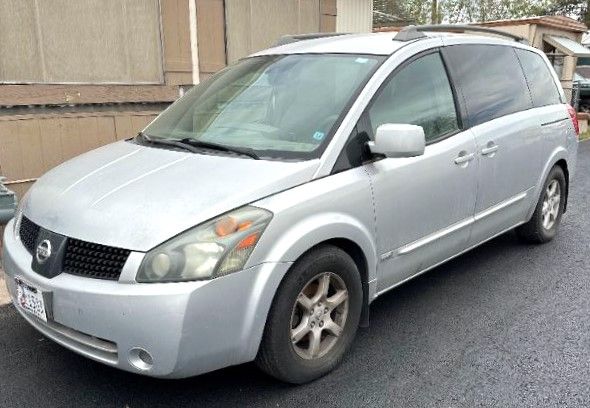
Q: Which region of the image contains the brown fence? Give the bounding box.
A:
[0,109,160,248]
[0,110,159,199]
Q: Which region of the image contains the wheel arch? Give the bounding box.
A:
[297,238,372,327]
[554,158,569,213]
[528,148,569,220]
[248,210,378,285]
[248,211,379,334]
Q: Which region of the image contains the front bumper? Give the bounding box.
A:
[2,220,291,378]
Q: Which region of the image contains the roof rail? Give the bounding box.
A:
[394,25,528,44]
[274,32,350,46]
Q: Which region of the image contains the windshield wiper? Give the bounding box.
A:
[138,132,200,153]
[138,133,259,159]
[138,132,260,160]
[178,138,260,160]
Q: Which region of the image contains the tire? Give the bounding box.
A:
[516,165,566,244]
[256,245,363,384]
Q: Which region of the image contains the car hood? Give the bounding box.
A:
[24,141,319,251]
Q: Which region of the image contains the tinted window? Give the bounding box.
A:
[444,45,533,127]
[515,49,562,107]
[368,53,459,143]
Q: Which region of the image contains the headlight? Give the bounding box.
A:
[137,206,272,282]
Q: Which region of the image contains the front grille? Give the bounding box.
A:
[17,216,130,281]
[63,238,131,281]
[18,216,40,254]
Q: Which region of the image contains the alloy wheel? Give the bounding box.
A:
[290,272,349,360]
[542,179,561,230]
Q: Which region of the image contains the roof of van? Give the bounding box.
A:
[252,31,526,57]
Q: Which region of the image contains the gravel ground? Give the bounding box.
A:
[0,141,588,408]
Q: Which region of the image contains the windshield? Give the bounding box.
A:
[143,54,383,159]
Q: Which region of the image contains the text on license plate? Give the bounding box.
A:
[15,278,48,322]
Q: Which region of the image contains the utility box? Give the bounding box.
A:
[0,177,17,224]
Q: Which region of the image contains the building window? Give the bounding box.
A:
[543,43,566,80]
[546,52,565,79]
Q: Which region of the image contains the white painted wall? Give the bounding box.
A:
[336,0,373,33]
[188,0,200,85]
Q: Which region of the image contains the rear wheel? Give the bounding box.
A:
[256,245,362,384]
[517,166,566,244]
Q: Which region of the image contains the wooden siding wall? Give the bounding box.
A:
[0,111,158,199]
[196,0,227,81]
[0,85,179,107]
[320,0,337,32]
[161,0,194,85]
[195,0,337,79]
[0,0,191,108]
[0,0,164,84]
[225,0,334,64]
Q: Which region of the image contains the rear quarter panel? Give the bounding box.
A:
[527,104,577,219]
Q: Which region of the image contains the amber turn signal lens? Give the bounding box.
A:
[215,216,238,236]
[236,232,260,250]
[238,221,252,231]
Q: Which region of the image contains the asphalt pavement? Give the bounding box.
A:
[1,141,589,408]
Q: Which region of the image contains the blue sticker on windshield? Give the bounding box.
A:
[355,57,369,64]
[313,131,325,141]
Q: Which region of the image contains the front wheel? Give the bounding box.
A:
[517,165,566,244]
[256,245,362,384]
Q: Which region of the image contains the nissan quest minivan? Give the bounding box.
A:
[2,27,579,384]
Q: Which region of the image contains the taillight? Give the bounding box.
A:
[567,104,580,137]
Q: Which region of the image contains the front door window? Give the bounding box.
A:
[367,52,459,143]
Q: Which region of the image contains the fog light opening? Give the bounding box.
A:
[129,347,154,371]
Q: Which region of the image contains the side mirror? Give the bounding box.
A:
[367,124,426,158]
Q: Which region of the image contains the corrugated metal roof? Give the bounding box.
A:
[545,35,590,57]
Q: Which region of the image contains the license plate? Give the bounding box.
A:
[15,278,48,322]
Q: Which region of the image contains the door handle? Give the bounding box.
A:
[454,152,475,165]
[481,144,499,156]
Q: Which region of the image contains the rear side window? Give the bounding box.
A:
[367,52,459,143]
[444,45,533,127]
[514,49,563,107]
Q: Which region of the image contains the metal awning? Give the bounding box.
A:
[544,35,590,57]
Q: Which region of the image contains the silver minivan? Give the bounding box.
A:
[2,27,579,383]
